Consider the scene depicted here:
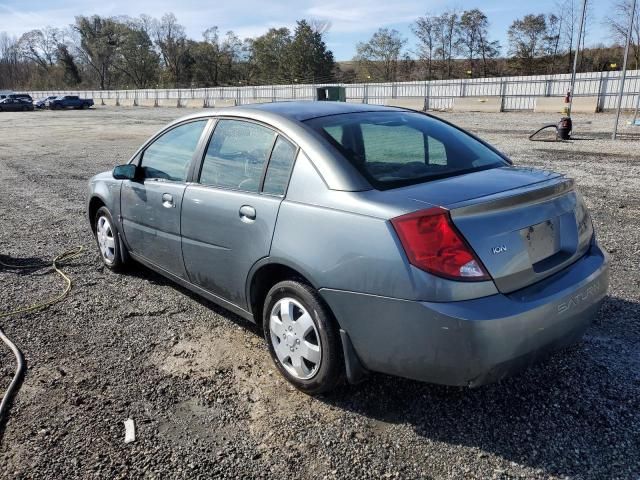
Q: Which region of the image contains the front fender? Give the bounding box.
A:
[87,172,122,229]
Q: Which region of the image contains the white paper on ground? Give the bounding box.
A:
[124,418,136,444]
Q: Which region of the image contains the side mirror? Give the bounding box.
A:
[112,164,138,180]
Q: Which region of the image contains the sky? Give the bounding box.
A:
[0,0,615,61]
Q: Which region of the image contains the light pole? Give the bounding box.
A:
[568,0,588,116]
[612,0,637,139]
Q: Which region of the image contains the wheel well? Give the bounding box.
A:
[249,263,313,326]
[88,197,105,233]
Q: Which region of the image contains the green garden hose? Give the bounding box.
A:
[0,245,85,424]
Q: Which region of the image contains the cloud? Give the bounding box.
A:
[304,0,443,32]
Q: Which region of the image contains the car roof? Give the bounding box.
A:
[153,101,409,192]
[232,100,397,121]
[164,101,422,192]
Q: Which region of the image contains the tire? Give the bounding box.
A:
[94,206,126,271]
[263,280,344,394]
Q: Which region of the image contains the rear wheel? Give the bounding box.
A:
[94,206,126,271]
[263,280,343,394]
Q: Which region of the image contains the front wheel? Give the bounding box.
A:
[263,280,344,394]
[94,206,126,271]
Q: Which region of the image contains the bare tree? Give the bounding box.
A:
[458,9,497,77]
[606,0,640,69]
[477,23,501,76]
[544,14,563,73]
[354,28,406,81]
[17,26,61,70]
[0,32,21,88]
[308,19,332,36]
[413,14,437,79]
[72,16,122,89]
[557,0,578,72]
[434,10,460,79]
[153,13,190,87]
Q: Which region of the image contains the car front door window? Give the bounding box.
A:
[141,120,208,182]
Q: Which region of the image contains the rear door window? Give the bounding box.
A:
[199,120,276,192]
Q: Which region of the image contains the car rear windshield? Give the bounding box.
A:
[305,111,508,189]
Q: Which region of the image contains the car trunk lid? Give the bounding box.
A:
[393,167,593,293]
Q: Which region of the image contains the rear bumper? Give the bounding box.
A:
[320,243,609,387]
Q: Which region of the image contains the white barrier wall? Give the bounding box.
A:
[26,69,640,111]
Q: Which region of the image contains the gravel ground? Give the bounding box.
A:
[0,107,639,479]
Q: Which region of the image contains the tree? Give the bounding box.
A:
[236,38,258,85]
[251,27,292,83]
[113,18,160,88]
[434,11,460,79]
[191,27,244,86]
[477,37,501,76]
[17,27,61,70]
[544,14,563,73]
[73,16,122,89]
[153,13,190,87]
[413,14,438,79]
[0,33,22,88]
[508,14,548,74]
[57,43,81,85]
[286,20,334,83]
[458,9,491,77]
[606,0,640,70]
[354,28,406,82]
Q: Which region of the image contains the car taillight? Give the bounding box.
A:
[391,207,489,281]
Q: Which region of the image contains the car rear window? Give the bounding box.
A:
[305,111,507,189]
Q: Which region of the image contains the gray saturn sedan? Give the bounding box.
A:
[88,101,609,394]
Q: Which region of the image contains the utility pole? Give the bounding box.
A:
[568,0,588,116]
[612,0,637,139]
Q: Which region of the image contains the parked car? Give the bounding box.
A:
[0,98,34,111]
[87,102,609,394]
[34,96,58,109]
[8,93,32,103]
[48,95,94,109]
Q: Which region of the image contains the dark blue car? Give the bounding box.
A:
[48,95,94,110]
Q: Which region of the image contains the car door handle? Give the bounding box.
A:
[162,193,175,208]
[239,205,256,221]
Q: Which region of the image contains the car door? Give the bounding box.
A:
[181,119,298,308]
[120,119,209,278]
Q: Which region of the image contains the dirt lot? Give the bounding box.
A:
[0,107,639,479]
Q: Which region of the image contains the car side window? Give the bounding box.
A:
[263,136,297,196]
[427,137,447,165]
[141,120,207,182]
[199,120,276,192]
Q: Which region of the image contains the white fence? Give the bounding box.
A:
[25,69,640,111]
